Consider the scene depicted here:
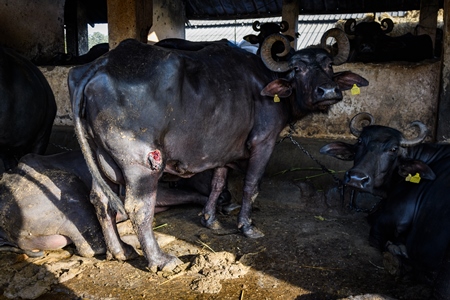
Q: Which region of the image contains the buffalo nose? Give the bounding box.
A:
[316,85,342,99]
[344,170,371,190]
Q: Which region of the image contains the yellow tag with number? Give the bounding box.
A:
[351,84,361,95]
[273,94,280,102]
[405,173,421,183]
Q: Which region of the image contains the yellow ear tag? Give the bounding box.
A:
[351,84,361,95]
[273,94,280,102]
[405,173,421,183]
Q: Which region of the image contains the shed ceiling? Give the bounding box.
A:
[79,0,444,24]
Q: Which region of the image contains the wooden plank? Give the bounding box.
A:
[282,0,299,49]
[437,0,450,141]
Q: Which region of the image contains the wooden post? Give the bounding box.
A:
[436,0,450,141]
[282,0,299,49]
[65,0,88,55]
[107,0,153,49]
[417,0,439,50]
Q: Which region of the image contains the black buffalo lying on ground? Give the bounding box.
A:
[68,36,368,271]
[342,18,434,62]
[0,46,56,170]
[320,112,450,299]
[0,150,231,258]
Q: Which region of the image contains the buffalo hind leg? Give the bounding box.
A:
[123,164,182,272]
[201,167,228,230]
[91,180,138,261]
[155,185,208,213]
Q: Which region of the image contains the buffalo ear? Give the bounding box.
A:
[261,78,292,97]
[398,158,436,180]
[333,71,369,91]
[319,142,355,161]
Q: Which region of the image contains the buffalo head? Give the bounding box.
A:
[320,112,434,195]
[260,35,366,116]
[244,21,294,51]
[344,18,395,62]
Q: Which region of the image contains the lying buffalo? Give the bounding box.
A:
[68,35,368,271]
[0,150,231,258]
[0,46,56,170]
[343,18,434,62]
[320,113,450,299]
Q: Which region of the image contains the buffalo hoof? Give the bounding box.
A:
[220,203,241,215]
[240,224,265,239]
[201,215,222,230]
[0,246,44,257]
[382,251,402,276]
[106,242,139,261]
[148,254,183,273]
[385,241,408,258]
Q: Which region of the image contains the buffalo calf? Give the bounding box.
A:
[0,151,230,258]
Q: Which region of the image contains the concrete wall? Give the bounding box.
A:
[0,0,64,62]
[40,66,73,127]
[42,59,441,140]
[289,60,441,140]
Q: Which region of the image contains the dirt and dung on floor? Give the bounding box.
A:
[0,137,433,300]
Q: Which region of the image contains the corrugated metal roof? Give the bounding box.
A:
[82,1,438,24]
[183,0,436,20]
[186,13,398,49]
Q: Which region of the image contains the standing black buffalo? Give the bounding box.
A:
[68,36,368,271]
[0,46,56,170]
[320,113,450,299]
[342,18,434,62]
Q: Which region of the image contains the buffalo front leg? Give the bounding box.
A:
[238,141,277,238]
[90,180,138,261]
[123,164,182,272]
[201,167,228,230]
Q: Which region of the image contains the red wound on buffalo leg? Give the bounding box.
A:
[148,150,163,170]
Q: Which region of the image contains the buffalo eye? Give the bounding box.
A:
[357,138,362,144]
[293,62,307,72]
[389,146,398,153]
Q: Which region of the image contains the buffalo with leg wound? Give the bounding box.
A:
[0,46,56,170]
[0,150,228,258]
[68,36,368,271]
[320,113,450,300]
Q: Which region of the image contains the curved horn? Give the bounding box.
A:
[400,121,428,147]
[260,34,291,72]
[279,21,289,32]
[349,112,375,137]
[252,21,261,32]
[380,18,394,34]
[344,19,356,35]
[320,28,350,65]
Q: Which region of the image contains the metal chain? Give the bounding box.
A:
[280,123,343,185]
[51,143,73,152]
[280,123,379,214]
